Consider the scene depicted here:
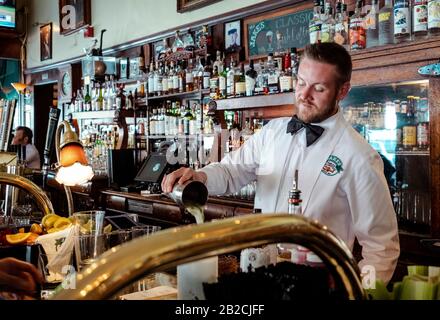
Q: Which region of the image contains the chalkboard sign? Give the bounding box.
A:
[246,8,313,58]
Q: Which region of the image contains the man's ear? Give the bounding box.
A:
[337,82,351,101]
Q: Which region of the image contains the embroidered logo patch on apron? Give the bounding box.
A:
[321,155,344,176]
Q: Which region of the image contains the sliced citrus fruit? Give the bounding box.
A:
[30,223,43,235]
[41,214,57,227]
[45,215,61,229]
[26,233,39,244]
[6,233,32,245]
[54,217,71,229]
[18,228,25,233]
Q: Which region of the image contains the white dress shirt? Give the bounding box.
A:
[199,109,400,283]
[25,144,41,170]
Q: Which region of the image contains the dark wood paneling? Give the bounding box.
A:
[429,78,440,237]
[0,38,21,59]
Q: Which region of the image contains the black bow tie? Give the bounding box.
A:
[286,115,325,147]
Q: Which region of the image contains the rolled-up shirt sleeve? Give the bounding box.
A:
[198,125,268,196]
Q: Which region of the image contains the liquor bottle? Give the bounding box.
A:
[334,2,348,46]
[288,170,302,215]
[203,59,212,90]
[256,60,268,95]
[309,0,323,44]
[245,60,258,97]
[156,62,164,96]
[108,75,117,110]
[394,0,412,42]
[210,66,220,99]
[350,0,367,50]
[167,63,174,94]
[321,2,336,43]
[194,56,204,90]
[171,62,180,94]
[266,53,280,94]
[172,30,185,53]
[235,63,246,97]
[186,59,195,92]
[219,63,227,99]
[178,60,186,93]
[148,62,155,97]
[213,50,224,74]
[402,97,417,150]
[227,58,236,98]
[162,64,169,96]
[279,53,293,93]
[417,97,430,149]
[428,0,440,35]
[379,0,395,45]
[96,83,104,111]
[365,0,380,48]
[413,0,428,38]
[75,89,84,112]
[84,85,91,112]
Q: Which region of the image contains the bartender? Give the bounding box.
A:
[11,126,41,170]
[162,43,400,284]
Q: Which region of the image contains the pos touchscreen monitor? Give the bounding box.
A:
[134,153,169,184]
[0,0,16,29]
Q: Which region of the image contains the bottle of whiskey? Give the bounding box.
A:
[279,52,293,93]
[210,66,219,99]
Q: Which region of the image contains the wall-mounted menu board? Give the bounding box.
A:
[244,3,313,59]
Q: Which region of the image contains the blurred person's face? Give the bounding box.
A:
[12,129,29,145]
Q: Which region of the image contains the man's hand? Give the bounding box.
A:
[161,167,207,194]
[0,258,44,294]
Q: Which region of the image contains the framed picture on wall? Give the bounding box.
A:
[177,0,222,13]
[40,23,52,61]
[224,20,241,52]
[58,0,91,35]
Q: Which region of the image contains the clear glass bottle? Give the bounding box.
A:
[394,0,412,42]
[266,53,280,94]
[227,58,236,98]
[321,2,336,43]
[309,0,323,44]
[334,2,349,47]
[148,62,155,97]
[365,0,380,48]
[379,0,395,45]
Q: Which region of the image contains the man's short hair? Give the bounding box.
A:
[301,43,352,86]
[16,126,33,143]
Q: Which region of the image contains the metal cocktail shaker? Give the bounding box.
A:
[167,180,208,208]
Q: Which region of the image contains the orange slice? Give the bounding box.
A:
[30,223,43,235]
[25,233,39,245]
[6,232,32,245]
